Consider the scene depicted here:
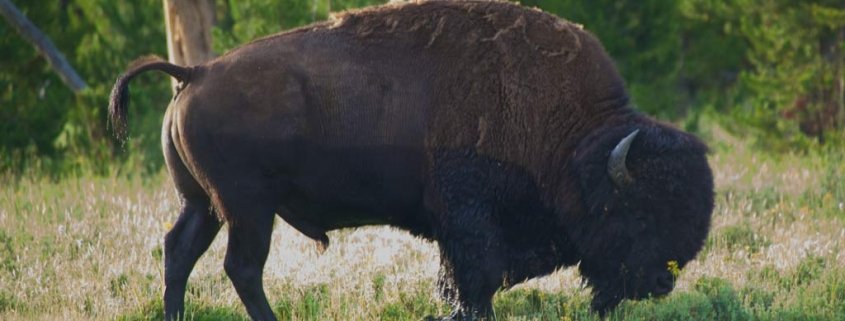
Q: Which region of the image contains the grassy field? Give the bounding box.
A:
[1,133,844,321]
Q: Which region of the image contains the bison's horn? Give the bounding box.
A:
[607,129,640,187]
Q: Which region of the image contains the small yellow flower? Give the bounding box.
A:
[163,221,173,231]
[667,260,680,278]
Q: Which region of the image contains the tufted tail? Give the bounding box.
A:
[108,55,193,143]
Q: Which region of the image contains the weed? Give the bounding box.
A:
[373,273,386,302]
[110,273,130,298]
[0,290,19,312]
[0,230,17,275]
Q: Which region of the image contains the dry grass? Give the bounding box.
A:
[1,138,844,320]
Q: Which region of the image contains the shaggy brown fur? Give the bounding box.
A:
[109,1,714,320]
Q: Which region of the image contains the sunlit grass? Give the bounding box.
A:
[1,134,844,320]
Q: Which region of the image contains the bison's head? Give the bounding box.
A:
[570,123,714,314]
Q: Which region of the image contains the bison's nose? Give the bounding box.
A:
[652,272,674,296]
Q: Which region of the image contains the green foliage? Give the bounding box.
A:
[1,0,392,177]
[528,0,845,148]
[372,272,386,302]
[495,288,591,320]
[693,277,750,321]
[684,0,845,149]
[1,0,170,176]
[0,230,17,275]
[213,0,386,54]
[0,289,20,313]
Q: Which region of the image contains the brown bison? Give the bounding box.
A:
[109,1,714,320]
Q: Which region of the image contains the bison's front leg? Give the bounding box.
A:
[431,203,506,321]
[424,153,512,320]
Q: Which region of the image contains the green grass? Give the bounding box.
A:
[1,135,844,320]
[111,269,845,321]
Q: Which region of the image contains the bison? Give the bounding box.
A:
[109,1,714,320]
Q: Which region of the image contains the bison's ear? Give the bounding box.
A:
[607,129,639,187]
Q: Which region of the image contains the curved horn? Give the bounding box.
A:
[607,129,640,187]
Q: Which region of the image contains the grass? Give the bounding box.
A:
[1,134,844,320]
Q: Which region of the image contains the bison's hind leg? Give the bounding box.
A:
[163,198,221,321]
[162,127,222,321]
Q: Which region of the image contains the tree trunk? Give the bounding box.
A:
[0,0,87,92]
[162,0,215,91]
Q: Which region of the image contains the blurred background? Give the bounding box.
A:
[1,0,844,177]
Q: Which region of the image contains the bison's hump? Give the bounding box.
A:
[326,0,585,61]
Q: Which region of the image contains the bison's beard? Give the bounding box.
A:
[581,264,640,316]
[586,277,626,316]
[584,266,673,316]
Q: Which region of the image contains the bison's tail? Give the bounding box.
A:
[108,55,193,143]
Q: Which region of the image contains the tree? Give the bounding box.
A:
[0,0,86,92]
[688,0,845,145]
[162,0,215,90]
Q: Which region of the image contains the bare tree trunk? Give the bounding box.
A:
[0,0,87,92]
[162,0,215,91]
